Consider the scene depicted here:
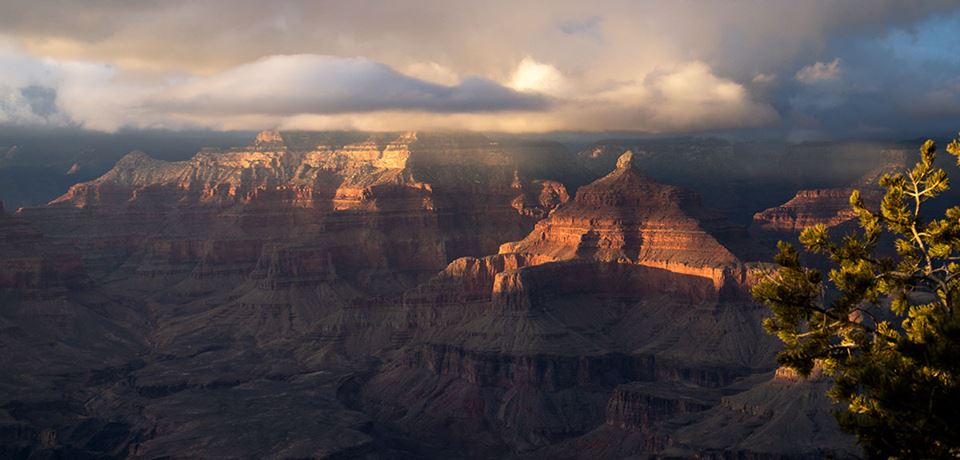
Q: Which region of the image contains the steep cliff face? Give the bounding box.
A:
[500,151,745,297]
[752,161,901,234]
[0,202,84,292]
[419,151,748,313]
[21,131,568,295]
[752,188,878,233]
[662,367,860,459]
[347,152,793,456]
[0,208,151,460]
[605,381,717,432]
[355,296,780,455]
[3,134,860,459]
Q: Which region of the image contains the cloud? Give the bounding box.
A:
[0,83,66,126]
[400,62,460,86]
[0,1,958,136]
[0,87,45,124]
[19,85,58,117]
[0,50,551,131]
[0,50,777,134]
[569,61,779,132]
[276,61,776,134]
[795,58,842,84]
[154,54,549,116]
[559,16,604,41]
[508,58,570,96]
[752,73,777,84]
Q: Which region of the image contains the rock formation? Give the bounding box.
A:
[501,151,745,295]
[344,151,834,457]
[752,158,904,233]
[663,367,860,459]
[408,151,749,313]
[21,131,569,295]
[1,134,861,459]
[753,188,868,233]
[0,201,84,291]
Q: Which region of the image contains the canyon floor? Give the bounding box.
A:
[1,131,905,459]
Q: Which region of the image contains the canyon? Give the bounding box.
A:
[0,131,877,458]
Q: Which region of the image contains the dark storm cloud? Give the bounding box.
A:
[19,86,58,118]
[768,13,960,140]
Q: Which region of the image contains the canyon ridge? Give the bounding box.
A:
[1,131,907,459]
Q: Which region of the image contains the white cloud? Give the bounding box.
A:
[508,57,570,97]
[224,61,780,134]
[0,87,47,124]
[795,58,842,84]
[0,50,550,131]
[0,49,780,133]
[578,61,779,132]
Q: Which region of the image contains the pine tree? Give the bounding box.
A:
[753,138,960,458]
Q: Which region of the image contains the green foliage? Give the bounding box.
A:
[753,138,960,459]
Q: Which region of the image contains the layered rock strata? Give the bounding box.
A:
[0,201,84,292]
[408,150,749,312]
[19,131,569,295]
[2,135,862,458]
[349,152,795,456]
[752,188,875,233]
[752,162,901,233]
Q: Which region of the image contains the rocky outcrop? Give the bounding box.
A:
[2,133,861,459]
[663,368,860,459]
[752,162,900,233]
[21,131,569,295]
[752,188,873,232]
[347,152,783,455]
[0,202,84,291]
[427,151,749,310]
[605,382,717,432]
[511,174,569,219]
[507,152,742,281]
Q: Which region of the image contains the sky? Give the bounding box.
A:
[0,0,959,139]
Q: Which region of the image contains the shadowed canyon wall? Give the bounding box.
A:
[0,131,865,459]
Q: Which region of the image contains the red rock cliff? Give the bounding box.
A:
[21,131,569,295]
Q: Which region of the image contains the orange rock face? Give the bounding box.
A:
[752,188,874,232]
[752,162,897,233]
[21,131,570,295]
[420,151,748,310]
[347,151,780,453]
[506,152,743,292]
